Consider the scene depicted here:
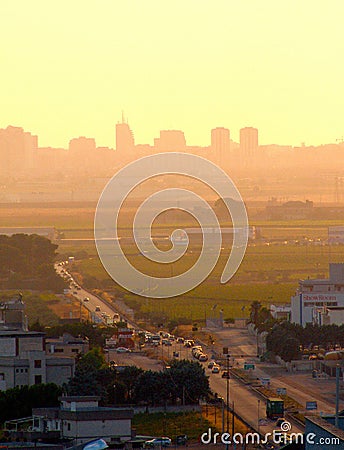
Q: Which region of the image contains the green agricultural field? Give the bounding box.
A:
[71,240,344,322]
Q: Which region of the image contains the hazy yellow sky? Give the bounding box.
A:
[1,1,344,148]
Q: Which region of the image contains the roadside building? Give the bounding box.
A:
[291,263,344,326]
[305,415,344,449]
[313,306,344,326]
[0,296,74,390]
[46,333,89,358]
[270,304,291,320]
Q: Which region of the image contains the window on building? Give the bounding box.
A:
[35,375,42,384]
[55,348,63,353]
[67,423,71,431]
[34,360,42,369]
[16,368,19,373]
[71,349,79,353]
[25,369,28,373]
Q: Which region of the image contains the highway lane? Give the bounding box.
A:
[55,263,135,327]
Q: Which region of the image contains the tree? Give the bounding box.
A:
[249,301,262,328]
[117,366,143,402]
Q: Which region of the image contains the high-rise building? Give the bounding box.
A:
[115,115,135,155]
[239,127,258,163]
[211,127,230,166]
[0,126,38,176]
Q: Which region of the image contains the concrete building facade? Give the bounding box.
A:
[0,296,74,390]
[291,263,344,326]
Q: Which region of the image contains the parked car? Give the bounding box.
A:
[116,347,131,353]
[144,437,172,447]
[208,361,216,369]
[199,353,208,362]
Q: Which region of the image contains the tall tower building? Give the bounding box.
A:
[211,127,230,166]
[239,127,258,164]
[115,114,135,156]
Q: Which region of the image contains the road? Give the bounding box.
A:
[211,326,339,414]
[55,262,134,327]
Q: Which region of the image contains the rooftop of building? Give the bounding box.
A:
[306,415,344,442]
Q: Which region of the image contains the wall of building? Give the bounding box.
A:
[62,418,131,443]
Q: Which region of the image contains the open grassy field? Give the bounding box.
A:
[68,238,344,321]
[132,408,250,441]
[2,202,344,323]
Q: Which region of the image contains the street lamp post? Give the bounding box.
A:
[257,399,261,435]
[226,354,230,450]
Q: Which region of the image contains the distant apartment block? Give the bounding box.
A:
[211,127,230,166]
[239,126,258,162]
[154,130,186,152]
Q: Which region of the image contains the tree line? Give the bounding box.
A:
[0,234,65,291]
[65,348,210,406]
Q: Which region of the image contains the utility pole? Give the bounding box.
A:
[226,354,230,450]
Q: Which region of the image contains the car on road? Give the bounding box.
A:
[83,297,89,302]
[275,417,287,428]
[162,339,172,346]
[116,347,131,353]
[208,361,216,369]
[95,306,101,312]
[144,437,172,447]
[221,370,230,378]
[198,353,208,362]
[176,337,184,344]
[212,364,220,374]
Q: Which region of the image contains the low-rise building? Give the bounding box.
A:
[291,263,344,326]
[0,296,74,390]
[46,333,89,357]
[5,396,133,445]
[270,304,291,320]
[313,306,344,326]
[305,415,344,449]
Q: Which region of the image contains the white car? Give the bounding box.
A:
[144,437,171,447]
[116,347,131,353]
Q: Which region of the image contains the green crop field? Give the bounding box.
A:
[70,241,344,322]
